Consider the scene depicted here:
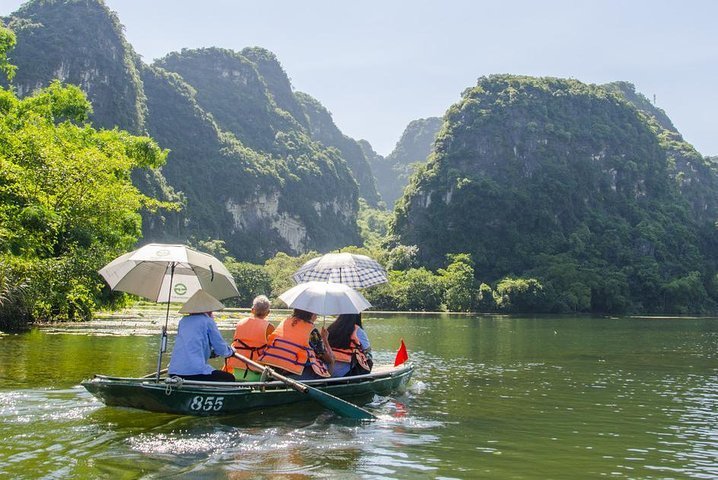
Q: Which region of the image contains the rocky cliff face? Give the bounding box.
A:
[393,75,718,312]
[141,61,362,260]
[3,0,364,260]
[371,117,442,209]
[3,0,145,133]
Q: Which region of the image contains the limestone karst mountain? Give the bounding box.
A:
[392,75,718,312]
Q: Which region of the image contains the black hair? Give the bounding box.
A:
[327,313,362,349]
[292,308,315,322]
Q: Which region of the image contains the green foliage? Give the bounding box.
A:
[662,271,710,314]
[0,26,17,81]
[145,49,362,259]
[5,2,367,263]
[494,277,547,313]
[365,268,443,311]
[357,199,391,250]
[381,244,419,271]
[476,283,497,311]
[225,260,273,308]
[263,251,319,305]
[438,253,477,312]
[0,75,173,327]
[0,259,29,331]
[295,91,381,205]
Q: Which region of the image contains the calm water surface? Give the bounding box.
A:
[1,311,717,479]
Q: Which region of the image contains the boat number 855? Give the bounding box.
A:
[189,396,225,411]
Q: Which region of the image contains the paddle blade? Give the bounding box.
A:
[306,386,376,420]
[394,339,409,366]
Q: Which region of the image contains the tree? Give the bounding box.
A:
[263,251,319,303]
[225,260,273,308]
[494,277,547,313]
[0,26,174,327]
[439,253,477,312]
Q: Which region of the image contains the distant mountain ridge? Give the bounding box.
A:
[1,0,382,260]
[369,117,442,209]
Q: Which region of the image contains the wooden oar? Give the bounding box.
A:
[142,368,168,379]
[233,353,376,420]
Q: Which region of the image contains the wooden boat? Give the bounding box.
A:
[81,363,413,416]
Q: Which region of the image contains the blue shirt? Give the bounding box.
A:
[332,326,371,377]
[168,313,234,375]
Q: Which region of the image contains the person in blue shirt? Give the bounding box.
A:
[327,313,372,377]
[168,290,236,382]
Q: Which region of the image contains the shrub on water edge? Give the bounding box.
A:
[0,259,30,331]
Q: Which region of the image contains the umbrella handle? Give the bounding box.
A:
[155,262,175,382]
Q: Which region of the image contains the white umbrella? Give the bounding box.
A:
[98,243,239,380]
[99,243,238,302]
[279,281,372,315]
[292,252,387,289]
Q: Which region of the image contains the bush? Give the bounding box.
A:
[439,253,477,312]
[494,277,547,313]
[0,259,30,331]
[385,268,443,311]
[225,260,273,308]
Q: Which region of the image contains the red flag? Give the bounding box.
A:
[394,339,408,366]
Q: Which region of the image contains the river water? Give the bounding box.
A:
[1,311,717,479]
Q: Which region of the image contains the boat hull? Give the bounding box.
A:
[81,363,413,416]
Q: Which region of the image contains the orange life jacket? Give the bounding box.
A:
[331,324,371,371]
[259,317,331,377]
[223,316,271,374]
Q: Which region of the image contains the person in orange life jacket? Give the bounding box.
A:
[327,313,373,377]
[259,308,335,380]
[167,290,236,382]
[223,295,275,381]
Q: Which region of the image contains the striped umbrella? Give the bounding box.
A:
[292,252,388,289]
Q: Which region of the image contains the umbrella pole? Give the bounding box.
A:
[155,262,176,382]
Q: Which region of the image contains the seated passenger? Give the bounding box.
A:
[327,313,372,377]
[259,308,334,380]
[223,295,275,381]
[168,290,236,382]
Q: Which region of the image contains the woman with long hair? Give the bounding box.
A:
[327,313,372,377]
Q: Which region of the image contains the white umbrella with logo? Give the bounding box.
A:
[98,243,239,380]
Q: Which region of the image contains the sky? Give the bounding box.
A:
[0,0,716,157]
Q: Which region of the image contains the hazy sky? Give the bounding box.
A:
[1,1,716,157]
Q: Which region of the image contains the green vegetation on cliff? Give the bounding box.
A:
[141,62,362,260]
[393,75,718,314]
[3,0,146,133]
[295,91,381,206]
[155,48,379,208]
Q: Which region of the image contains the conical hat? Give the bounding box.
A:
[179,290,225,314]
